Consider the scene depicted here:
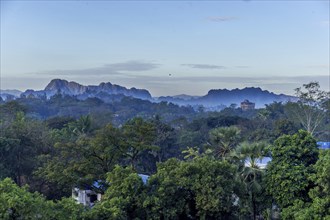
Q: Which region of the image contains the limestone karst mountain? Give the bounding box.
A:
[9,79,297,109]
[21,79,152,100]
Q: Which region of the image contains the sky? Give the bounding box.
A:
[1,0,329,96]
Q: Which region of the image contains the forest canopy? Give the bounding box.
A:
[0,82,329,219]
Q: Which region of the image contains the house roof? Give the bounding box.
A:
[317,142,330,149]
[241,99,254,104]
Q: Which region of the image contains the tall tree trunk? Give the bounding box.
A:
[252,192,257,220]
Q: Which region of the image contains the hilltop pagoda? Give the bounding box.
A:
[240,99,255,110]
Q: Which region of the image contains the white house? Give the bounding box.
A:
[72,181,103,207]
[72,174,149,207]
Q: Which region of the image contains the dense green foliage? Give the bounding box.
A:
[0,82,329,219]
[281,150,330,220]
[0,178,85,220]
[143,157,242,219]
[265,130,319,209]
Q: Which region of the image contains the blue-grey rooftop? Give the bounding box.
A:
[317,142,330,150]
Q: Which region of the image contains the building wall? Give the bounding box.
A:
[72,188,102,207]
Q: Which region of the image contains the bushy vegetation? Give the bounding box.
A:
[0,82,329,219]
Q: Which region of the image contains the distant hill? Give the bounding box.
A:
[21,79,152,100]
[7,79,296,109]
[0,89,22,96]
[0,89,22,101]
[201,87,296,108]
[157,87,296,108]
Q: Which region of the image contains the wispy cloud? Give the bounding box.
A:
[33,61,160,76]
[104,61,160,72]
[207,16,238,22]
[306,64,329,69]
[127,75,329,95]
[235,66,250,68]
[112,74,329,87]
[182,64,226,69]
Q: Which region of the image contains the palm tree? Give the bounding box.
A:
[68,115,92,137]
[208,126,241,159]
[236,142,268,220]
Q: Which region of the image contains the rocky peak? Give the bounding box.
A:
[44,79,87,95]
[41,79,152,100]
[45,79,68,90]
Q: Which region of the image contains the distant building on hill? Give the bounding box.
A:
[240,100,255,110]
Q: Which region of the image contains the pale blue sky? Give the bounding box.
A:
[1,1,329,96]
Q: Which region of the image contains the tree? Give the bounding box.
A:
[122,118,157,171]
[143,157,243,219]
[150,116,178,162]
[0,178,86,220]
[273,119,298,138]
[265,102,286,120]
[0,178,53,219]
[289,82,329,136]
[46,116,75,130]
[36,123,124,198]
[67,115,93,137]
[35,140,86,198]
[89,165,146,220]
[265,130,319,209]
[0,112,51,187]
[0,101,27,122]
[208,126,241,159]
[87,124,125,179]
[281,150,330,219]
[52,197,86,220]
[235,142,270,220]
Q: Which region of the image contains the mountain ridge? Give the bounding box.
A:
[5,79,297,108]
[157,87,296,108]
[21,79,152,100]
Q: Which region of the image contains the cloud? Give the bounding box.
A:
[124,74,329,89]
[182,64,226,69]
[306,64,329,69]
[235,66,250,68]
[104,61,160,72]
[207,16,238,22]
[33,61,160,76]
[117,74,329,87]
